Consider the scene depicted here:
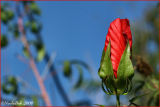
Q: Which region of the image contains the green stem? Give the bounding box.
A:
[115,88,120,106]
[116,94,120,106]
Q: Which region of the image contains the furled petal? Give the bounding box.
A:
[104,18,132,78]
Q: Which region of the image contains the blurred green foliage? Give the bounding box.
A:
[1,35,8,48]
[2,76,18,95]
[30,2,41,16]
[63,61,72,77]
[129,3,159,106]
[1,3,14,24]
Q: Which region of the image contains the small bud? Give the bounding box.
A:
[98,18,134,95]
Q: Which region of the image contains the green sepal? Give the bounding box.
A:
[98,41,114,80]
[117,42,134,79]
[98,41,134,95]
[102,80,114,95]
[98,41,115,95]
[116,42,134,95]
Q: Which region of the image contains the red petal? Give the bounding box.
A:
[104,18,132,78]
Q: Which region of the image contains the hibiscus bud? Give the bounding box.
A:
[98,18,134,95]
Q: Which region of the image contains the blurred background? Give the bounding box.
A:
[1,1,159,106]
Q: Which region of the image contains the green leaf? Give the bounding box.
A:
[2,76,18,95]
[30,2,41,15]
[2,84,11,94]
[36,45,45,61]
[1,9,14,24]
[6,10,14,20]
[31,21,38,33]
[1,35,8,48]
[31,41,45,61]
[63,61,72,77]
[1,11,8,24]
[8,76,17,85]
[14,29,19,38]
[24,40,45,61]
[30,21,42,34]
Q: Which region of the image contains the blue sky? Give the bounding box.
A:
[1,1,158,106]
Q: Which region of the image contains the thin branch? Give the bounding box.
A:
[23,3,72,106]
[16,2,51,106]
[41,52,56,81]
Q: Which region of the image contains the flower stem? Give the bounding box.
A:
[115,88,120,106]
[116,94,120,106]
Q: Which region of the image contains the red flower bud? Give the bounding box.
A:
[104,18,132,78]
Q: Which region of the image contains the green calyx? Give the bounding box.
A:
[98,41,134,95]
